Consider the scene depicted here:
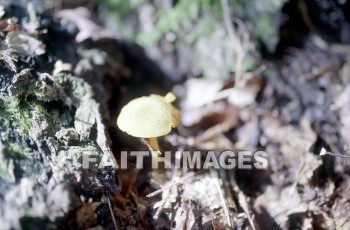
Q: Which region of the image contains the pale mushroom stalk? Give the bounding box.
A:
[117,92,180,153]
[149,137,160,151]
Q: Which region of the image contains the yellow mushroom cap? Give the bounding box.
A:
[117,93,181,138]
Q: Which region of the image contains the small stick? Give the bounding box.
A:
[152,173,178,219]
[107,195,118,229]
[210,169,232,228]
[289,159,305,195]
[319,148,350,158]
[147,173,197,198]
[220,0,245,88]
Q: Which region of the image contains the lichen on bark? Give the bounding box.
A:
[0,3,121,229]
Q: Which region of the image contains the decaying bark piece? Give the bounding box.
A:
[0,4,124,229]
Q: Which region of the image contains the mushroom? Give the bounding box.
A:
[117,92,181,150]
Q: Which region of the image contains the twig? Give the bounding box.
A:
[289,159,305,195]
[319,133,342,156]
[210,169,232,228]
[107,195,118,229]
[153,173,178,219]
[228,171,260,230]
[338,213,350,228]
[220,0,245,87]
[237,191,258,230]
[147,173,197,198]
[319,148,350,158]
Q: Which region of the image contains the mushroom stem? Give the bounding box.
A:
[164,92,176,103]
[149,137,160,151]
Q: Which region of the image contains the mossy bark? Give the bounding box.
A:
[0,4,123,229]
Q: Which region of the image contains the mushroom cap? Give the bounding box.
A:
[117,94,181,138]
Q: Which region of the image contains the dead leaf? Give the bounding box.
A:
[76,202,100,229]
[55,7,118,42]
[6,31,45,56]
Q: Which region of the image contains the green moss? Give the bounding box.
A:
[3,142,27,157]
[100,0,145,18]
[0,96,31,136]
[136,0,200,45]
[0,142,26,180]
[0,168,7,179]
[0,95,61,139]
